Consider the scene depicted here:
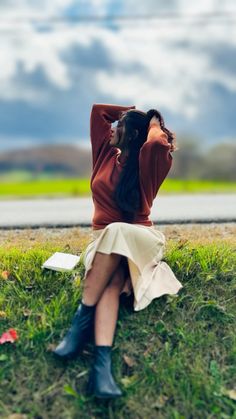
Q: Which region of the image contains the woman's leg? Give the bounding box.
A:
[95,261,126,346]
[87,259,127,398]
[82,251,123,306]
[53,252,125,359]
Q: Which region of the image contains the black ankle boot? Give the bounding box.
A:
[87,346,122,398]
[53,302,95,360]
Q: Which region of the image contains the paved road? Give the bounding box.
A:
[0,194,235,228]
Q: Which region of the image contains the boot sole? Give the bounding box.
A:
[52,349,81,361]
[94,392,122,399]
[87,385,122,399]
[52,333,94,361]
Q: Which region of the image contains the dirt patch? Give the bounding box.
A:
[159,222,236,245]
[0,223,235,251]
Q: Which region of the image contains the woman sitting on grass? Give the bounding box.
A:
[53,103,183,398]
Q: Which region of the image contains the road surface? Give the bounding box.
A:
[0,194,235,228]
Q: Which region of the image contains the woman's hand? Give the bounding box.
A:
[149,115,160,128]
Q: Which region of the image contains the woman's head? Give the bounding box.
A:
[110,110,149,151]
[110,109,176,152]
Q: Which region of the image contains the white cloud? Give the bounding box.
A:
[0,81,49,103]
[0,0,235,118]
[122,0,236,14]
[0,0,74,18]
[177,0,236,14]
[94,21,236,117]
[0,0,112,18]
[0,26,97,99]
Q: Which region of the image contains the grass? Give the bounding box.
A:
[0,178,90,198]
[0,231,235,418]
[0,178,236,199]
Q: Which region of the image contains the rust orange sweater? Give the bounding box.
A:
[90,104,173,230]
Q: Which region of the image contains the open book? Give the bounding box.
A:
[42,252,81,272]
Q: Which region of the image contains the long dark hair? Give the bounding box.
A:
[114,109,176,222]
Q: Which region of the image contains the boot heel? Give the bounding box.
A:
[86,372,94,396]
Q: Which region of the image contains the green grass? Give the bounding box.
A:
[0,178,236,198]
[0,178,91,198]
[162,179,236,194]
[0,237,235,418]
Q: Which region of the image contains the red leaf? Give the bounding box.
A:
[1,270,10,280]
[9,329,18,340]
[0,328,19,344]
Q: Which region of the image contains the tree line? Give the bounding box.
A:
[171,139,236,180]
[0,139,235,181]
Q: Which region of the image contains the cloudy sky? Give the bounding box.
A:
[0,0,236,151]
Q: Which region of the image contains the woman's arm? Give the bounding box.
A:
[139,118,173,206]
[90,104,135,168]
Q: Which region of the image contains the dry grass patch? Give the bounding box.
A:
[0,223,235,252]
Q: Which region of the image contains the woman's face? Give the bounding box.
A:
[109,115,127,149]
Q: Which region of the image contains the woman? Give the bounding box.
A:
[53,104,183,398]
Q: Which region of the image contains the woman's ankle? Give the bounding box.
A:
[95,339,113,346]
[81,298,96,307]
[95,345,112,349]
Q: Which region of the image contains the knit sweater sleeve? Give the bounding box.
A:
[90,103,135,168]
[139,123,173,206]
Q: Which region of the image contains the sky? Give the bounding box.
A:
[0,0,236,151]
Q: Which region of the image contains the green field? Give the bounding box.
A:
[0,234,235,418]
[1,177,236,198]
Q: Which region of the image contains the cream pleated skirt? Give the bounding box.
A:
[82,222,183,311]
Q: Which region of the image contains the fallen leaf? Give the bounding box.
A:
[0,328,19,344]
[6,415,27,419]
[123,354,136,367]
[1,270,10,280]
[222,388,236,400]
[23,309,32,318]
[46,343,57,352]
[9,329,18,340]
[151,394,169,409]
[120,375,137,388]
[143,347,153,357]
[0,311,7,318]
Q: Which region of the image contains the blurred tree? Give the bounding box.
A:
[170,136,204,179]
[199,143,236,180]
